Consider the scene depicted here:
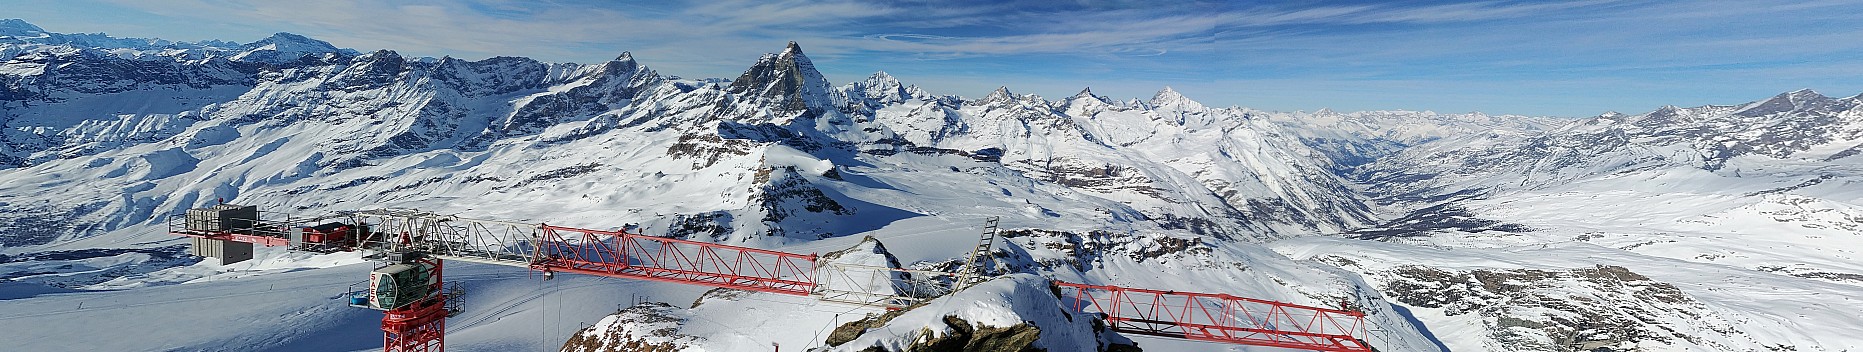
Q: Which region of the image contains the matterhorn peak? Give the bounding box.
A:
[772,41,817,68]
[782,41,804,56]
[726,42,835,114]
[614,51,634,62]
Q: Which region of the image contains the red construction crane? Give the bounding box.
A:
[169,203,1374,351]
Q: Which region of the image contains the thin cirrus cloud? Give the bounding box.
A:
[18,0,1863,116]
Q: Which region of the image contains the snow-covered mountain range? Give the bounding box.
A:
[1,20,1858,351]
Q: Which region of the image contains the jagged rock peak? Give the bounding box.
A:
[0,18,47,36]
[980,86,1016,104]
[356,49,402,61]
[849,71,938,105]
[1068,87,1112,106]
[865,71,900,87]
[726,42,835,113]
[602,51,642,72]
[858,71,908,100]
[1597,111,1626,119]
[1071,87,1102,100]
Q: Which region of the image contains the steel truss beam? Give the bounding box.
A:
[811,262,960,308]
[534,225,818,295]
[1055,281,1373,351]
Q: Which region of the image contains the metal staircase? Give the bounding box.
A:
[956,217,1000,287]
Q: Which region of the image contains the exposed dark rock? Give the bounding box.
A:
[896,315,1044,352]
[827,308,912,347]
[521,163,604,185]
[560,302,698,352]
[1351,263,1734,351]
[998,228,1217,272]
[664,133,754,169]
[1350,203,1532,239]
[750,166,852,238]
[664,211,731,241]
[0,202,107,246]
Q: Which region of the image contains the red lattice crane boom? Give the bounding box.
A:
[1055,282,1373,351]
[534,225,817,295]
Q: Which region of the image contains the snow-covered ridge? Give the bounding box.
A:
[4,18,1861,352]
[0,16,1432,247]
[0,18,264,61]
[1333,87,1863,350]
[1357,89,1863,202]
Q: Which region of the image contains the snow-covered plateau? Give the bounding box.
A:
[2,19,1859,351]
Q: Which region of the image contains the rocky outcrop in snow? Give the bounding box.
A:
[822,274,1137,352]
[561,302,703,352]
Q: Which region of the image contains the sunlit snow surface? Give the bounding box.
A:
[5,24,1863,351]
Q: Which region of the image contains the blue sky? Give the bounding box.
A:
[11,0,1863,116]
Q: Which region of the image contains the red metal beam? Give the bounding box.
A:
[1054,281,1372,352]
[532,225,818,296]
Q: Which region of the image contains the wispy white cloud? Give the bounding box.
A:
[33,0,1863,116]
